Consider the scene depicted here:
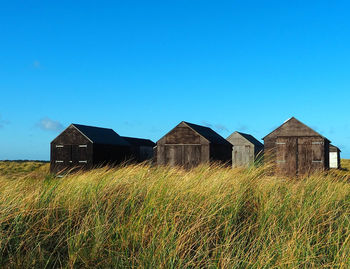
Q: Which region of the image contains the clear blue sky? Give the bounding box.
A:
[1,0,349,160]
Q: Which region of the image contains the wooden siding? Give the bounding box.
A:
[266,136,328,177]
[50,125,93,174]
[127,145,153,163]
[156,123,211,168]
[264,117,324,140]
[209,144,232,164]
[50,125,132,174]
[264,118,330,176]
[227,133,256,167]
[139,146,154,162]
[92,144,130,165]
[164,124,201,144]
[156,122,232,168]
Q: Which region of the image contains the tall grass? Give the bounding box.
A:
[0,161,350,268]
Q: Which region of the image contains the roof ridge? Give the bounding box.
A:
[262,117,329,141]
[72,123,114,131]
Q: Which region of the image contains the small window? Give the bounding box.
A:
[56,145,64,148]
[55,160,63,163]
[79,145,87,148]
[79,160,88,163]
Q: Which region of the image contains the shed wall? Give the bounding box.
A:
[266,136,329,176]
[50,126,93,174]
[227,134,255,167]
[209,144,232,164]
[156,124,210,168]
[92,144,131,166]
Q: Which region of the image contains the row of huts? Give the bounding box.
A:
[50,117,341,176]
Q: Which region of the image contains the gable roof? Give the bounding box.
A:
[72,124,130,146]
[183,121,232,146]
[234,131,264,148]
[121,136,155,147]
[263,117,330,141]
[330,144,341,152]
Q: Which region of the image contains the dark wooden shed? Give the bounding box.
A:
[263,117,330,176]
[50,124,131,174]
[121,136,155,162]
[227,131,264,168]
[155,121,232,168]
[329,144,341,169]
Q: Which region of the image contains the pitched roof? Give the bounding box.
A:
[330,144,341,152]
[235,132,264,148]
[72,124,130,146]
[263,117,330,141]
[121,136,155,147]
[183,121,232,146]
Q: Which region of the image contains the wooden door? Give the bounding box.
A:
[297,138,312,175]
[183,145,201,168]
[164,145,183,166]
[72,144,88,169]
[276,137,297,176]
[52,144,72,173]
[232,146,243,167]
[298,138,324,175]
[164,145,202,168]
[329,152,338,168]
[244,145,251,165]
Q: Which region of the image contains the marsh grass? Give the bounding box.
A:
[0,161,350,268]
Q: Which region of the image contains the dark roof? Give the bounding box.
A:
[72,124,130,146]
[263,117,330,141]
[236,132,264,148]
[184,121,232,146]
[330,144,341,152]
[121,136,155,147]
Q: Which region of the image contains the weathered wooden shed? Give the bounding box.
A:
[121,136,155,162]
[329,144,341,169]
[227,131,264,168]
[156,121,232,168]
[263,117,330,176]
[50,124,131,174]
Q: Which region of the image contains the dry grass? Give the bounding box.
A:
[0,161,48,179]
[0,161,350,268]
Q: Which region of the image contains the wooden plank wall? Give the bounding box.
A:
[50,126,93,174]
[157,124,210,168]
[271,136,328,177]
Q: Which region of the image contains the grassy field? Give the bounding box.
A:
[0,161,350,268]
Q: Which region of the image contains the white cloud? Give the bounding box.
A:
[37,118,64,132]
[236,124,248,132]
[201,121,229,133]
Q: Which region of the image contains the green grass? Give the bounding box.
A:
[0,161,350,268]
[0,161,47,179]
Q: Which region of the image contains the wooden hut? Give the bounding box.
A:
[329,144,341,169]
[121,136,155,162]
[155,121,232,168]
[227,131,264,168]
[50,124,131,174]
[263,117,330,176]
